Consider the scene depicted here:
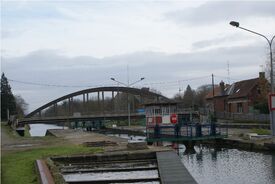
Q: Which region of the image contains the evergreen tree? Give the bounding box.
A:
[1,73,16,120]
[182,85,195,108]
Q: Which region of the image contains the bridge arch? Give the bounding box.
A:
[25,86,169,118]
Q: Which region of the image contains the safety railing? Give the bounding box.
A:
[146,123,228,141]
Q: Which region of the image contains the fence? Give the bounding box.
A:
[215,112,270,122]
[199,108,270,122]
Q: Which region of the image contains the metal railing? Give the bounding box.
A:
[146,123,228,141]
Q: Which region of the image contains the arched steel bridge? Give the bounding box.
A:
[21,86,170,124]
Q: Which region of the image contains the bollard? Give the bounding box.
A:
[195,123,202,137]
[210,123,216,136]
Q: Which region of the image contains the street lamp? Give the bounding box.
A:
[230,21,275,136]
[110,77,145,127]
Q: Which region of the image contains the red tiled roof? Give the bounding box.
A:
[228,78,258,99]
[205,78,259,99]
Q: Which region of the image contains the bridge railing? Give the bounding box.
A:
[146,123,228,141]
[19,112,145,124]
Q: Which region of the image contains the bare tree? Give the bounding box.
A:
[194,84,212,108]
[15,95,28,117]
[264,46,275,82]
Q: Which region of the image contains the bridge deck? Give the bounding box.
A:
[157,151,197,184]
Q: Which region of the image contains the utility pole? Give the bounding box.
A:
[227,61,230,84]
[211,74,216,123]
[230,21,275,136]
[212,74,216,119]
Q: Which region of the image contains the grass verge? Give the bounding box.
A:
[251,128,271,135]
[1,145,102,184]
[232,120,269,124]
[1,122,20,138]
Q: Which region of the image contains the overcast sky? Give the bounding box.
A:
[1,0,275,112]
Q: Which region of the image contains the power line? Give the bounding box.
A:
[214,75,249,82]
[7,74,223,91]
[142,75,211,86]
[8,78,107,88]
[8,75,212,89]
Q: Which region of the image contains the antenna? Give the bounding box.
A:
[260,65,264,72]
[178,81,182,93]
[227,61,230,84]
[127,64,129,86]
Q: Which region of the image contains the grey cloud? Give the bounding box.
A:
[165,1,275,25]
[192,34,249,49]
[2,45,266,111]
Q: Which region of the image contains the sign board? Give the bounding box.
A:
[170,114,177,124]
[269,94,275,110]
[73,112,81,117]
[137,108,145,114]
[162,115,170,124]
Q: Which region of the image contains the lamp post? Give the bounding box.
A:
[110,77,145,127]
[230,21,275,136]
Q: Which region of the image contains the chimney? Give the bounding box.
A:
[259,72,265,80]
[220,80,225,95]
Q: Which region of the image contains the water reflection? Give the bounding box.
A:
[176,144,275,184]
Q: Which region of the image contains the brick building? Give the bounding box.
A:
[206,72,269,114]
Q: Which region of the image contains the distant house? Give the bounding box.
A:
[205,72,269,114]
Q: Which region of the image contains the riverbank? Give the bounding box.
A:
[1,123,103,184]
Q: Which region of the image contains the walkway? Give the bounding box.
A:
[157,151,197,184]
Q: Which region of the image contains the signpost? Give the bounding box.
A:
[170,114,177,124]
[269,94,275,111]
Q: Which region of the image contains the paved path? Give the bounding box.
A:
[157,151,197,184]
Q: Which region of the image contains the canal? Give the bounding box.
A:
[179,146,275,184]
[29,124,275,184]
[105,133,275,184]
[29,124,68,136]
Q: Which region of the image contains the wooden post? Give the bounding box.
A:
[97,91,100,113]
[112,91,115,113]
[86,93,89,114]
[102,91,104,114]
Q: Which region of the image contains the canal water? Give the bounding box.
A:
[29,124,68,136]
[179,146,275,184]
[108,133,275,184]
[29,125,275,183]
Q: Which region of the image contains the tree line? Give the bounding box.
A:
[173,84,212,110]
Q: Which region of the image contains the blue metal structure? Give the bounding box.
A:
[146,123,228,142]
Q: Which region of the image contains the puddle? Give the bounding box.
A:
[63,170,159,182]
[7,144,36,148]
[110,182,159,184]
[106,133,146,142]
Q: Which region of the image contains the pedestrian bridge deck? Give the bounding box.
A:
[157,151,197,184]
[146,123,228,142]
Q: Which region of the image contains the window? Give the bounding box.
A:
[237,103,243,113]
[154,108,161,115]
